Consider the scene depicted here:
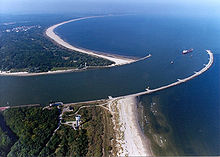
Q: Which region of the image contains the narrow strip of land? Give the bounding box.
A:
[0,15,151,76]
[46,15,140,66]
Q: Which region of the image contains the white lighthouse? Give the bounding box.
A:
[75,115,81,128]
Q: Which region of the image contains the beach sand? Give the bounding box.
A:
[46,15,136,66]
[0,69,78,76]
[1,15,146,76]
[110,96,153,156]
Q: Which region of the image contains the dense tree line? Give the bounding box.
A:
[0,104,114,156]
[38,106,105,157]
[0,127,13,157]
[2,107,59,156]
[39,105,114,157]
[79,107,105,156]
[0,23,113,73]
[39,126,88,157]
[0,113,18,157]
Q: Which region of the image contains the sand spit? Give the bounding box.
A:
[110,96,153,156]
[0,15,152,76]
[46,15,137,66]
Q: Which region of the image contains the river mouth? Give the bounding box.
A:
[0,15,215,106]
[0,50,209,106]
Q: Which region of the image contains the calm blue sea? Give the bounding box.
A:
[0,14,219,155]
[140,54,220,155]
[55,14,220,155]
[55,15,220,58]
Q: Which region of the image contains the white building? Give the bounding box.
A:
[75,115,81,128]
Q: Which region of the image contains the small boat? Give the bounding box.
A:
[170,61,174,64]
[182,48,193,54]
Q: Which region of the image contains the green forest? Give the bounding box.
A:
[39,105,114,156]
[0,127,14,157]
[0,104,115,156]
[0,22,113,73]
[0,107,59,156]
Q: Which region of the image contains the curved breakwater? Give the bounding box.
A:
[107,50,213,156]
[63,50,213,104]
[121,50,213,98]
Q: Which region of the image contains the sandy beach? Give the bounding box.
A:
[107,50,213,156]
[0,69,79,76]
[1,15,152,76]
[46,15,136,66]
[110,96,153,156]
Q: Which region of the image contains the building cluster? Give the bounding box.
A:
[4,25,41,33]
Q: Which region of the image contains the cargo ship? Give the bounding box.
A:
[182,48,193,54]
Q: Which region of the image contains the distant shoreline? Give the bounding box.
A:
[0,69,79,76]
[0,15,151,76]
[45,15,138,66]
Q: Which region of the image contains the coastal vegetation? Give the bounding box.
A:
[40,103,115,156]
[0,107,59,156]
[0,113,17,157]
[39,125,89,156]
[0,127,14,156]
[0,21,113,73]
[0,102,115,156]
[77,105,114,156]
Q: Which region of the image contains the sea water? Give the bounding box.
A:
[0,14,219,156]
[1,15,218,106]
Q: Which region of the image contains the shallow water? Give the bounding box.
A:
[0,13,219,156]
[139,55,220,155]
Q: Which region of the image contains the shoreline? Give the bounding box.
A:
[1,50,213,156]
[108,50,213,156]
[0,69,79,76]
[45,15,137,66]
[0,54,151,77]
[0,15,151,76]
[0,14,214,156]
[58,50,213,156]
[0,66,105,77]
[110,96,153,156]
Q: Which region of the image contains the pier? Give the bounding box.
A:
[120,50,213,98]
[62,50,213,106]
[1,50,213,108]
